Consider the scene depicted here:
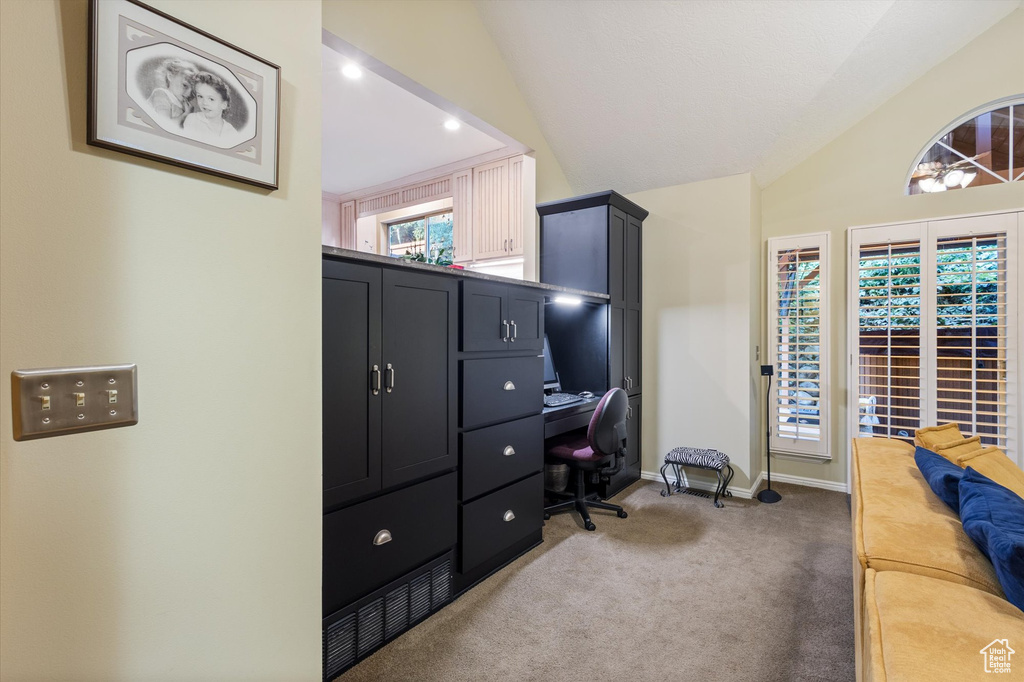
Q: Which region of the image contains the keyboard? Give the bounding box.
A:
[544,392,584,408]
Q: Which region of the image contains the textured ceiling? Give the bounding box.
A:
[475,0,1021,193]
[322,44,507,196]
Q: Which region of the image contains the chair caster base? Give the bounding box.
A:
[617,510,628,518]
[585,522,596,531]
[543,512,550,520]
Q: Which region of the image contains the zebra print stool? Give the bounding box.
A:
[660,447,734,508]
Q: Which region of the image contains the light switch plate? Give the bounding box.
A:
[11,364,138,441]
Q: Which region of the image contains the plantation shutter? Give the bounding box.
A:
[849,213,1019,460]
[854,230,924,440]
[768,233,830,459]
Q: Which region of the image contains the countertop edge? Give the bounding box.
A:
[321,246,610,300]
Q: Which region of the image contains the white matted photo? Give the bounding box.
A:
[89,0,280,189]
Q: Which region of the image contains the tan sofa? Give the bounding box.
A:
[851,437,1024,681]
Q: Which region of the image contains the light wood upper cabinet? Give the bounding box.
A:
[452,170,473,263]
[340,200,357,249]
[472,158,510,260]
[471,155,528,261]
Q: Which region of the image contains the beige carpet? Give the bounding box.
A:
[339,481,854,682]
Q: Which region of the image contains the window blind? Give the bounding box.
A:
[768,233,830,459]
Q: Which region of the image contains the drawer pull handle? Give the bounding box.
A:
[503,445,516,457]
[502,320,510,342]
[373,530,392,546]
[386,363,395,393]
[510,320,517,342]
[371,364,381,396]
[503,381,516,391]
[503,510,516,523]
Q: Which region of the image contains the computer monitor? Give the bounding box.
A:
[542,334,561,392]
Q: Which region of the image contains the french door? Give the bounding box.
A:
[849,212,1020,462]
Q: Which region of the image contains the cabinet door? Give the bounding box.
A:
[507,156,524,256]
[381,269,458,488]
[507,286,544,351]
[609,305,625,391]
[608,208,627,307]
[322,261,382,510]
[461,280,509,352]
[625,215,642,309]
[625,307,642,396]
[452,170,473,263]
[472,159,510,260]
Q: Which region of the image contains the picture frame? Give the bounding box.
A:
[88,0,281,190]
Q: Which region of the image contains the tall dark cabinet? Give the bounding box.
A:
[538,191,648,497]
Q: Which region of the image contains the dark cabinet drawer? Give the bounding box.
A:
[461,356,543,429]
[461,415,543,500]
[460,473,543,573]
[323,473,457,616]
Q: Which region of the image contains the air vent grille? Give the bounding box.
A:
[323,613,356,681]
[324,552,453,681]
[384,584,410,640]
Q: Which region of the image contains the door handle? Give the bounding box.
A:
[373,529,392,546]
[504,239,508,252]
[510,320,517,342]
[627,407,632,419]
[371,364,381,395]
[509,238,513,252]
[502,320,510,342]
[503,445,516,457]
[503,381,516,391]
[386,363,395,393]
[503,510,516,522]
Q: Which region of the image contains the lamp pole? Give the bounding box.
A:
[758,365,781,503]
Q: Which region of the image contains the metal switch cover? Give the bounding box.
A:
[11,364,138,441]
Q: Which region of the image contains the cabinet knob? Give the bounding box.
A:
[373,529,392,546]
[503,510,516,523]
[503,381,516,391]
[503,445,516,457]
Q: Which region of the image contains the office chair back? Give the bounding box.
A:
[587,387,628,457]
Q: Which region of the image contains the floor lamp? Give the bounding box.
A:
[758,365,781,503]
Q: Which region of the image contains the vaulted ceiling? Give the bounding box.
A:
[475,0,1021,193]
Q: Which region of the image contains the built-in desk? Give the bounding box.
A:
[542,396,602,438]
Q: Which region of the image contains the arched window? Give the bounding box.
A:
[907,96,1023,195]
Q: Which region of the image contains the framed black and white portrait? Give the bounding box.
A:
[88,0,280,190]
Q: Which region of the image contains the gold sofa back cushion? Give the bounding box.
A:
[914,423,962,449]
[957,446,1024,500]
[932,436,983,463]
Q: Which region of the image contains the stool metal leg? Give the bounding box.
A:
[659,462,673,497]
[723,464,735,498]
[713,467,726,508]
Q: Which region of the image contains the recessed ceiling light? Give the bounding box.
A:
[341,64,363,79]
[444,119,461,131]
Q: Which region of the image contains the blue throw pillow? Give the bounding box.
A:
[959,467,1024,613]
[914,446,964,513]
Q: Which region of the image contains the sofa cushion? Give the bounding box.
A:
[852,437,1003,597]
[959,467,1024,612]
[863,569,1024,681]
[956,446,1024,500]
[914,423,962,449]
[913,446,964,513]
[933,435,983,463]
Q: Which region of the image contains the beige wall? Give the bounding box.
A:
[761,9,1024,486]
[629,173,761,491]
[0,1,322,679]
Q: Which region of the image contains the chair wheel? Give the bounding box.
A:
[617,510,628,518]
[543,512,550,520]
[585,522,596,531]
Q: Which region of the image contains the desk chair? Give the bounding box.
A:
[543,388,629,531]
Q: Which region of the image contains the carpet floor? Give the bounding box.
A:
[339,480,855,682]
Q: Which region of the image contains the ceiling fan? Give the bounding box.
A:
[912,155,980,193]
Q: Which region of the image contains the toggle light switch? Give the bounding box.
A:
[11,364,138,440]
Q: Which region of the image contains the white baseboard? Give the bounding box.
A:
[766,472,850,494]
[640,468,848,497]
